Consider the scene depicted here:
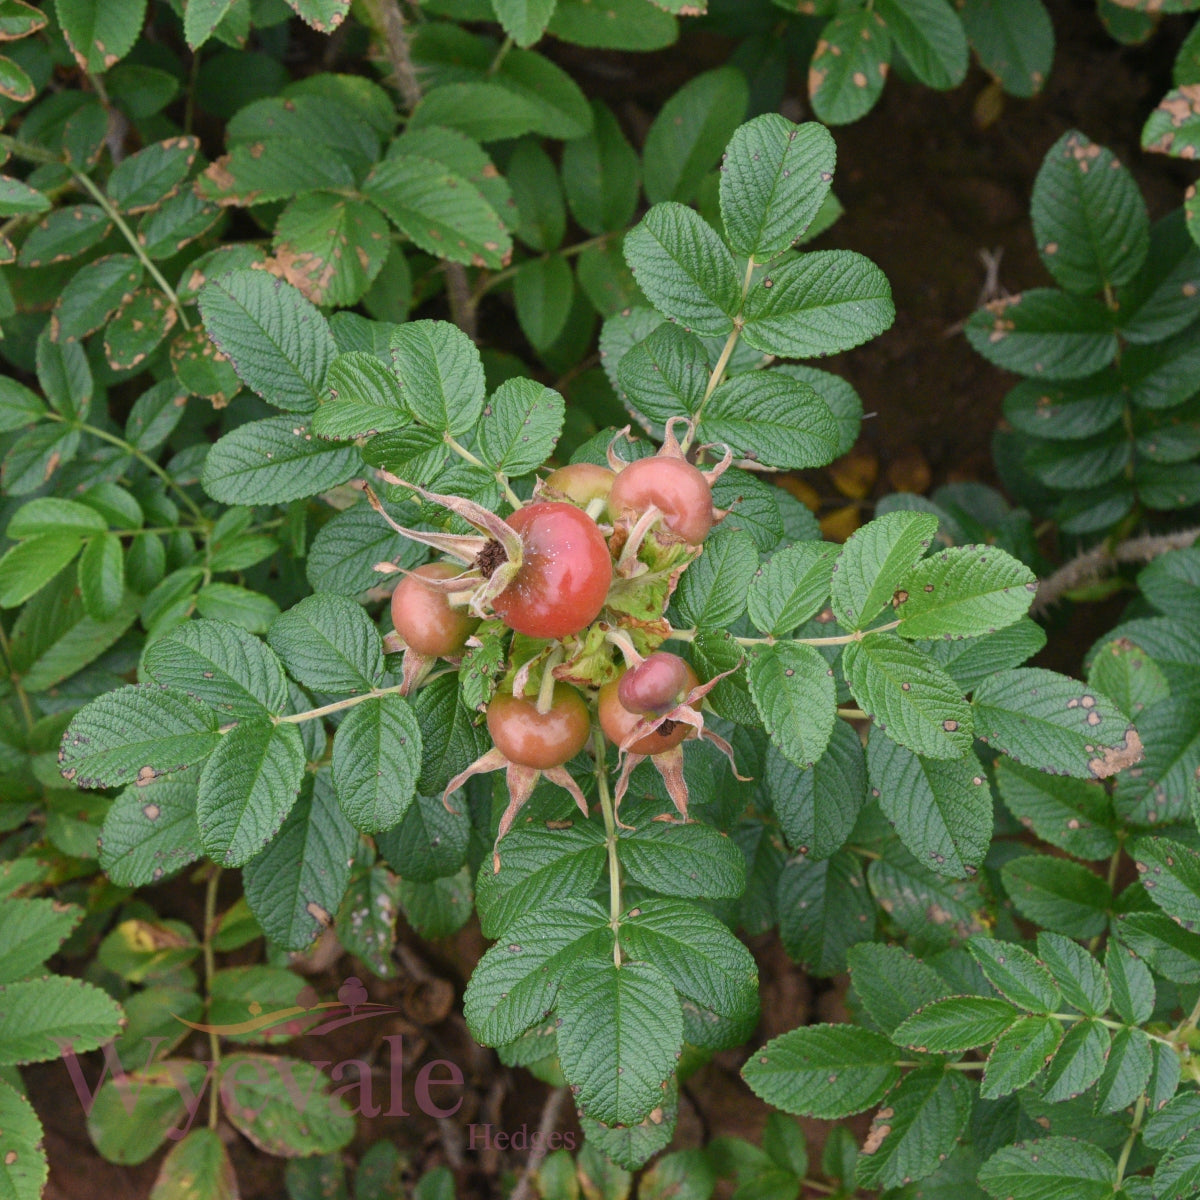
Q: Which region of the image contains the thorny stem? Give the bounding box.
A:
[203,867,223,1129]
[70,170,192,331]
[1115,1094,1146,1188]
[593,729,623,967]
[43,413,207,521]
[682,258,756,455]
[445,435,523,508]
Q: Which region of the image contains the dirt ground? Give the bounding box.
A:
[29,1,1197,1195]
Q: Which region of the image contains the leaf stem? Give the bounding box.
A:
[445,435,523,508]
[70,169,192,331]
[44,413,207,521]
[487,35,513,76]
[593,728,623,967]
[1114,1093,1145,1188]
[275,683,408,725]
[470,233,614,303]
[202,866,223,1129]
[0,622,34,732]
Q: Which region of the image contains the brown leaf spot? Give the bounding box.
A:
[1088,726,1144,779]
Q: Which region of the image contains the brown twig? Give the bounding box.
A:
[1032,526,1200,615]
[508,1086,569,1200]
[362,0,423,110]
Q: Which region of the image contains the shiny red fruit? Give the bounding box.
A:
[617,652,697,716]
[598,674,694,756]
[492,502,613,639]
[390,562,479,657]
[487,686,592,769]
[607,456,714,545]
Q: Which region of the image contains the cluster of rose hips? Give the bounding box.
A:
[372,421,741,868]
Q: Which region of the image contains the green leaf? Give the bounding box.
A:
[980,1015,1062,1100]
[143,619,288,719]
[617,323,709,428]
[778,849,875,975]
[766,717,865,860]
[476,824,607,939]
[412,674,492,796]
[0,898,80,986]
[877,0,968,90]
[748,542,838,636]
[376,790,469,883]
[184,0,236,47]
[833,511,938,631]
[1115,210,1200,344]
[1144,85,1200,159]
[843,635,974,760]
[196,721,305,867]
[1031,130,1149,294]
[994,758,1117,861]
[741,1025,901,1119]
[78,537,131,618]
[243,772,356,950]
[674,526,758,629]
[620,898,757,1021]
[968,936,1060,1012]
[623,203,740,336]
[1119,913,1200,984]
[562,101,640,234]
[0,1076,47,1200]
[268,593,383,695]
[0,535,85,608]
[201,416,359,506]
[958,0,1053,99]
[1040,1018,1109,1103]
[307,501,419,596]
[18,204,111,269]
[809,10,891,125]
[643,67,749,205]
[972,668,1141,780]
[1144,1093,1200,1150]
[556,957,683,1127]
[719,116,836,262]
[965,290,1118,381]
[464,899,609,1046]
[107,136,198,213]
[331,693,421,834]
[1036,933,1110,1017]
[1094,1024,1152,1114]
[747,642,836,770]
[148,1128,237,1200]
[1154,1138,1200,1200]
[363,153,511,270]
[270,194,390,308]
[979,1137,1115,1200]
[894,546,1036,639]
[893,996,1019,1054]
[52,253,143,343]
[335,864,399,976]
[105,289,176,372]
[699,372,840,470]
[218,1053,354,1155]
[741,251,894,358]
[59,683,220,789]
[854,1067,973,1190]
[0,175,50,217]
[56,0,145,72]
[87,1061,207,1165]
[619,821,745,899]
[389,320,486,436]
[549,0,676,49]
[867,731,990,878]
[515,255,574,351]
[491,0,556,46]
[0,975,122,1064]
[1001,854,1110,940]
[478,378,565,475]
[99,769,203,887]
[0,378,46,432]
[1131,836,1200,932]
[847,943,950,1038]
[197,270,335,414]
[286,0,350,32]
